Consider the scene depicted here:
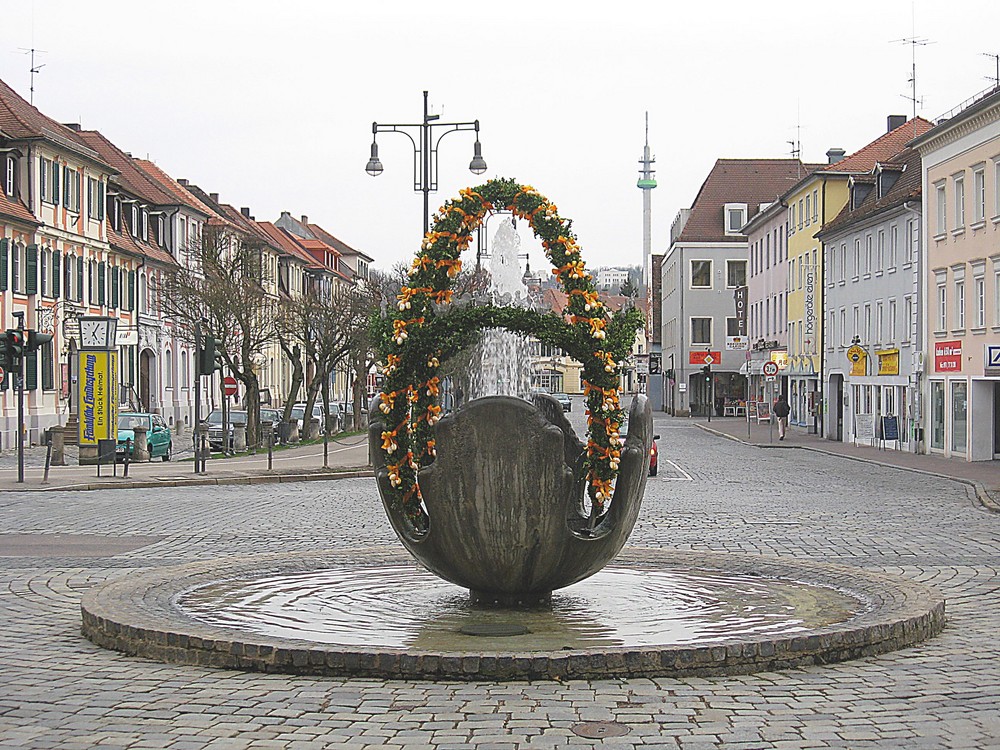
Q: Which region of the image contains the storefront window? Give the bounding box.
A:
[930,381,945,450]
[951,381,967,453]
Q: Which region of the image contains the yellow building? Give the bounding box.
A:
[782,117,927,433]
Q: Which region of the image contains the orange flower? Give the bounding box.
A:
[425,376,440,397]
[426,404,442,425]
[381,429,399,454]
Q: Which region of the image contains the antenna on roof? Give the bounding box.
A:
[892,5,933,126]
[788,101,802,178]
[17,47,47,105]
[982,52,1000,88]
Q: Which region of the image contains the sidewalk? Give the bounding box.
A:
[694,416,1000,511]
[0,434,373,492]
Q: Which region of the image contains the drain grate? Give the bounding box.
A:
[570,721,631,738]
[459,623,529,637]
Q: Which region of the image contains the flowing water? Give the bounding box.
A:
[465,218,533,401]
[178,564,861,651]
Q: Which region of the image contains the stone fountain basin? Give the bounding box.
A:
[80,547,945,681]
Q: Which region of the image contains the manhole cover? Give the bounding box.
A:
[571,721,631,738]
[459,623,529,637]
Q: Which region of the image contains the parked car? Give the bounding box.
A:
[619,419,660,477]
[206,409,247,451]
[553,393,572,412]
[288,401,341,435]
[117,412,172,461]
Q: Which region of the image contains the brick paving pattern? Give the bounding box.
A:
[1,414,998,748]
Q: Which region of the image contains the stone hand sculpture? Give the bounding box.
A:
[370,393,652,607]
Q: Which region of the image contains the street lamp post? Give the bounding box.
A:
[366,90,487,236]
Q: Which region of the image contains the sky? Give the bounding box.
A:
[2,1,999,276]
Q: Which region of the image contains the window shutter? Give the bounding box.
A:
[25,244,38,295]
[128,269,136,311]
[25,350,38,391]
[98,262,106,305]
[111,267,120,308]
[76,256,84,301]
[52,163,59,206]
[98,182,105,221]
[63,166,70,205]
[52,250,61,298]
[41,342,54,390]
[0,238,8,292]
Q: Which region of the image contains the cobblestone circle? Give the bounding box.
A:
[2,415,999,748]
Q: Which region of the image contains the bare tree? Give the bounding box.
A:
[158,226,276,447]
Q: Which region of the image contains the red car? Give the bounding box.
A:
[621,420,660,477]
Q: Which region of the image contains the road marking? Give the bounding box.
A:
[660,459,693,481]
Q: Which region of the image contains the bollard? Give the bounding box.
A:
[49,425,66,467]
[233,424,247,452]
[123,438,131,478]
[43,433,53,484]
[132,424,150,462]
[267,425,274,471]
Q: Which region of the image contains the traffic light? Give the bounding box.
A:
[4,329,25,371]
[701,364,711,382]
[26,329,53,351]
[197,336,224,375]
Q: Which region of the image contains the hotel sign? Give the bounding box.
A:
[934,340,962,373]
[847,345,867,376]
[78,350,118,446]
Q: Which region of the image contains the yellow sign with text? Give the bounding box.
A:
[78,351,118,445]
[877,349,900,376]
[846,345,867,377]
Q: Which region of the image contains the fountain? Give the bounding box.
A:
[80,179,945,680]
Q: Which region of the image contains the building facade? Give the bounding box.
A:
[912,88,1000,461]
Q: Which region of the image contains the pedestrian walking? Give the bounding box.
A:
[774,394,790,440]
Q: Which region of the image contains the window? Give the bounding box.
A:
[141,209,149,241]
[798,199,804,229]
[975,276,985,328]
[805,193,811,226]
[906,219,918,264]
[765,233,771,268]
[853,305,859,340]
[4,154,15,197]
[865,234,872,275]
[888,225,897,270]
[853,239,861,279]
[691,317,712,345]
[954,174,965,229]
[789,257,796,289]
[955,280,965,329]
[726,317,741,336]
[876,230,885,273]
[112,197,121,231]
[864,303,871,343]
[875,301,884,343]
[165,350,173,389]
[64,254,74,302]
[11,242,21,293]
[41,339,54,391]
[935,183,946,235]
[63,166,80,211]
[973,167,986,223]
[87,177,105,221]
[39,157,59,204]
[812,189,819,222]
[789,203,796,233]
[937,283,947,331]
[952,381,968,453]
[724,203,747,234]
[690,260,712,288]
[888,299,897,341]
[839,243,847,282]
[726,259,746,288]
[903,296,913,344]
[828,246,836,285]
[40,249,48,297]
[840,308,847,347]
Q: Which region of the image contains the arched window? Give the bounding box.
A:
[164,349,173,388]
[140,273,148,314]
[181,351,189,390]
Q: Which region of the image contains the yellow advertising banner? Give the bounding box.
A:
[877,349,900,376]
[770,351,788,370]
[846,345,867,376]
[78,351,118,445]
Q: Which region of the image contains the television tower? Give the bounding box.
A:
[637,112,657,290]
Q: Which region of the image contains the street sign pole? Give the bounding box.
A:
[12,312,25,484]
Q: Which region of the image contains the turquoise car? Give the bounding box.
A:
[117,412,173,461]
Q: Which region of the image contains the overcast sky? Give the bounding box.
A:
[3,1,998,275]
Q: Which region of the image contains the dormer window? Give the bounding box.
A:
[724,203,747,235]
[131,204,138,234]
[141,208,148,241]
[4,154,15,197]
[112,196,121,231]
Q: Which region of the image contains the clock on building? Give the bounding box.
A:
[78,316,118,350]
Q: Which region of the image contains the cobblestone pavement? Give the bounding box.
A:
[1,414,999,749]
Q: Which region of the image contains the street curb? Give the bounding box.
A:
[694,423,1000,514]
[9,468,374,493]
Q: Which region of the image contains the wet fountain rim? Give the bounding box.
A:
[81,547,945,681]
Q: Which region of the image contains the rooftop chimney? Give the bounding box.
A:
[210,193,220,204]
[63,123,81,132]
[177,178,189,186]
[887,114,907,132]
[826,148,846,165]
[301,215,309,226]
[241,207,252,218]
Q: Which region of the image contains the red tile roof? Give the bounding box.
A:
[821,117,933,174]
[256,221,325,271]
[132,160,215,218]
[76,131,178,206]
[0,191,38,226]
[675,159,816,244]
[106,220,177,268]
[307,223,373,262]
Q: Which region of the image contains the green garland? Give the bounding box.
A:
[375,178,643,530]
